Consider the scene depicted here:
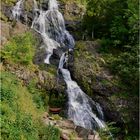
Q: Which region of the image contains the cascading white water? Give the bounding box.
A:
[31,0,74,64]
[48,0,59,10]
[12,0,107,131]
[59,53,106,129]
[33,0,38,11]
[12,0,24,20]
[96,102,104,120]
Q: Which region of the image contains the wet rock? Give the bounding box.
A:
[53,49,63,59]
[26,11,34,25]
[95,98,123,124]
[33,46,47,65]
[42,2,48,10]
[51,49,63,66]
[75,126,93,139]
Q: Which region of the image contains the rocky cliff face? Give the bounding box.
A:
[59,0,86,40]
[71,41,138,137]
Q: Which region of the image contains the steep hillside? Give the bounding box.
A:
[1,0,139,140]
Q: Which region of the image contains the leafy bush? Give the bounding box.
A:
[39,125,60,140]
[49,93,66,108]
[83,0,138,139]
[2,32,36,66]
[102,44,138,96]
[27,79,47,110]
[1,72,60,140]
[98,122,121,140]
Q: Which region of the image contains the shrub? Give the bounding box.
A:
[1,72,60,140]
[2,32,36,66]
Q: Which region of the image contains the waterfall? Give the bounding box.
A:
[33,0,38,11]
[59,53,106,129]
[31,0,74,64]
[12,0,24,20]
[48,0,59,10]
[12,0,107,131]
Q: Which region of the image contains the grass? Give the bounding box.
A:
[1,30,61,139]
[27,78,49,110]
[1,71,61,140]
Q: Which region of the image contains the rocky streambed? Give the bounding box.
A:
[42,112,101,140]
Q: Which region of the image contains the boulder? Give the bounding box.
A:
[75,126,93,139]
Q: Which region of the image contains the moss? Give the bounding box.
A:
[100,79,112,86]
[51,114,62,121]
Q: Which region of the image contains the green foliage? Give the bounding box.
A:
[83,0,138,139]
[98,122,121,140]
[102,44,138,96]
[2,32,36,66]
[84,0,139,94]
[27,79,49,110]
[1,0,17,5]
[49,93,66,108]
[51,114,62,121]
[83,0,139,44]
[1,71,60,140]
[39,125,60,140]
[60,0,87,6]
